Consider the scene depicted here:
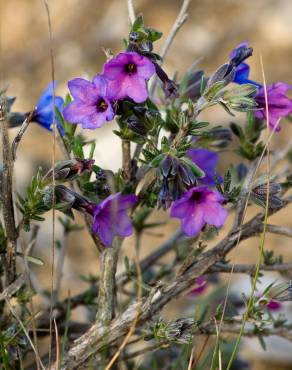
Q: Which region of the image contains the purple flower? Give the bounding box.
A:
[170,186,228,237]
[266,300,282,312]
[255,82,292,131]
[63,75,114,129]
[186,148,222,186]
[88,192,138,246]
[103,52,155,103]
[33,82,64,132]
[189,276,207,296]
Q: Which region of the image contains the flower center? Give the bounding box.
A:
[96,98,108,112]
[125,63,137,75]
[190,191,204,203]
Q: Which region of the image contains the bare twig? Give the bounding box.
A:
[0,273,25,301]
[265,224,292,238]
[150,0,190,96]
[212,262,292,275]
[199,321,292,342]
[11,110,34,160]
[0,102,17,285]
[127,0,136,25]
[159,0,190,63]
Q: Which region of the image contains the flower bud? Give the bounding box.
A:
[251,182,283,209]
[54,185,91,212]
[230,44,253,68]
[153,62,179,99]
[8,112,28,128]
[150,318,195,344]
[127,115,149,136]
[44,158,94,182]
[157,178,173,210]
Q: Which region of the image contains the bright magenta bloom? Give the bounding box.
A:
[103,52,155,103]
[170,186,227,237]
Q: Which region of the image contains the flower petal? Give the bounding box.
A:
[115,212,133,237]
[92,74,108,96]
[170,198,191,219]
[181,207,205,237]
[63,101,96,123]
[68,78,98,103]
[97,218,115,246]
[203,202,228,228]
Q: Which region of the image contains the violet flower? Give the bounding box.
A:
[254,82,292,131]
[33,82,64,132]
[103,52,155,103]
[170,186,228,237]
[63,75,114,129]
[87,192,138,246]
[187,148,222,186]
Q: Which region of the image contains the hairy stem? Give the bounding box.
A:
[97,238,123,324]
[122,139,131,183]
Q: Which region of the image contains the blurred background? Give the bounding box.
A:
[1,0,292,369]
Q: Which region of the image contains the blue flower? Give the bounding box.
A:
[33,82,64,133]
[187,148,222,186]
[230,42,260,87]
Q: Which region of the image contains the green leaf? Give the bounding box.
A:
[132,15,144,32]
[26,255,45,266]
[146,28,163,42]
[200,75,208,95]
[72,135,84,158]
[258,335,267,351]
[204,81,226,101]
[180,157,205,178]
[223,84,258,100]
[224,170,232,192]
[149,153,164,167]
[89,141,96,159]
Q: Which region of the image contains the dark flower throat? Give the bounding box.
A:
[96,98,108,112]
[125,63,137,74]
[190,191,204,202]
